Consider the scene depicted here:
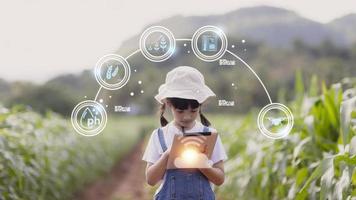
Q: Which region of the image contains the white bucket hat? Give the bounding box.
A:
[155,66,216,104]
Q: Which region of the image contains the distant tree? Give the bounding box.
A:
[7,84,76,116]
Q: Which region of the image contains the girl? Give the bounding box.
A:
[142,66,228,200]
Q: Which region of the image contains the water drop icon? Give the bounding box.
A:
[80,107,94,129]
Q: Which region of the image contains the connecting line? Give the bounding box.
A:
[94,87,102,101]
[92,41,272,105]
[175,38,192,41]
[93,49,142,102]
[126,49,141,60]
[226,50,273,104]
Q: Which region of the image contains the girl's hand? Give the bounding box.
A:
[163,148,171,158]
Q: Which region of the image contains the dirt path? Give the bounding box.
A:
[75,140,152,200]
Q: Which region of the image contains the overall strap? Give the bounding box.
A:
[203,126,210,132]
[157,128,167,152]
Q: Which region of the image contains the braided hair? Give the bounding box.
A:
[158,97,211,127]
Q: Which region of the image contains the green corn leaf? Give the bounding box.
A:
[320,158,334,200]
[340,96,356,146]
[322,82,339,129]
[309,75,318,97]
[296,157,333,200]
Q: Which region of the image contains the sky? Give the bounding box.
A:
[1,0,356,83]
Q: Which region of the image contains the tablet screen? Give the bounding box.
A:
[166,132,217,169]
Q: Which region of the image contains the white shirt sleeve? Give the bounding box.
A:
[209,128,228,164]
[142,129,162,164]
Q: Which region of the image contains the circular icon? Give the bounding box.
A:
[257,103,294,139]
[191,26,227,62]
[71,100,107,136]
[140,26,176,62]
[94,54,131,90]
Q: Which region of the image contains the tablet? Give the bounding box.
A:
[166,132,218,169]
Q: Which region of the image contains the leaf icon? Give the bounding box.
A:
[106,65,113,80]
[112,66,119,78]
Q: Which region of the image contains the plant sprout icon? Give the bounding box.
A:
[159,35,167,51]
[154,42,160,51]
[147,34,168,53]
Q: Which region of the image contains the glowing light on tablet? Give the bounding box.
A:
[181,148,198,164]
[180,136,206,148]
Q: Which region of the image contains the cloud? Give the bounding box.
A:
[174,151,213,168]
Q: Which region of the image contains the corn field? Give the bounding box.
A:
[217,76,356,200]
[0,75,355,200]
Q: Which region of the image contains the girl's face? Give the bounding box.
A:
[169,104,200,128]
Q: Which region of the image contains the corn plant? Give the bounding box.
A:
[217,76,356,200]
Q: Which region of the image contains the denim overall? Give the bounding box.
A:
[154,126,216,200]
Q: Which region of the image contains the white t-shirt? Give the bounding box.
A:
[142,120,228,164]
[142,120,228,195]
